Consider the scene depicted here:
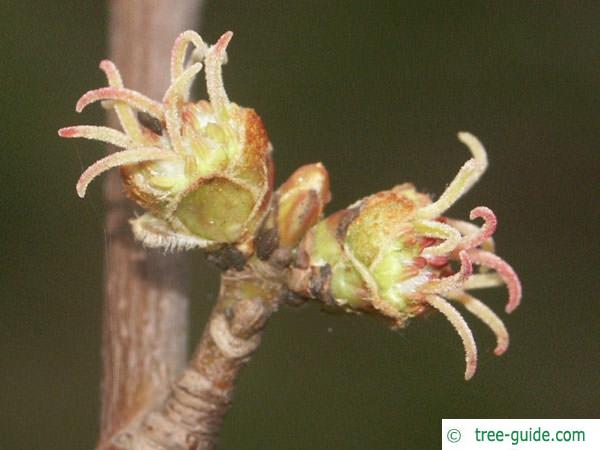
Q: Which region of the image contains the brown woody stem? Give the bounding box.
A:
[100,1,203,449]
[132,267,282,450]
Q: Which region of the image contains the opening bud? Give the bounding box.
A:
[59,31,274,254]
[291,134,522,379]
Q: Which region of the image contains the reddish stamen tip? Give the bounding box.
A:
[494,342,509,356]
[427,256,449,268]
[99,59,115,71]
[413,257,427,269]
[58,127,76,138]
[217,31,234,51]
[460,206,497,250]
[421,237,438,249]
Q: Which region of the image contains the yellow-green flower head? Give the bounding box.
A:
[59,31,273,254]
[294,133,522,379]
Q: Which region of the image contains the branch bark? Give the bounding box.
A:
[100,2,204,449]
[132,268,282,450]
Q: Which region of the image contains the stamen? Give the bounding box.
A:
[165,62,203,104]
[449,292,509,355]
[98,60,144,142]
[417,132,488,220]
[446,217,496,253]
[468,249,522,313]
[76,87,164,120]
[415,219,461,257]
[170,31,209,82]
[458,206,497,250]
[205,31,233,113]
[99,59,124,86]
[344,243,381,301]
[164,63,204,154]
[425,294,478,380]
[458,131,488,168]
[58,126,134,149]
[76,148,175,198]
[462,273,504,290]
[424,251,472,295]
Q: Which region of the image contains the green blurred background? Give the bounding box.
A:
[2,1,598,449]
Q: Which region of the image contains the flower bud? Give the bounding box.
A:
[295,184,436,317]
[276,163,331,247]
[59,31,273,253]
[254,163,330,263]
[292,133,522,379]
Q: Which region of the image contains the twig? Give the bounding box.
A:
[131,267,282,450]
[100,1,203,449]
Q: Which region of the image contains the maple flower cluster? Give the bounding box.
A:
[60,31,521,379]
[293,133,521,379]
[60,31,273,255]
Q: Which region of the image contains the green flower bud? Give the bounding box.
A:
[292,134,522,379]
[59,31,273,254]
[297,184,433,318]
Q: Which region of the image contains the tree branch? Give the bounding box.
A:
[99,2,203,449]
[132,267,282,450]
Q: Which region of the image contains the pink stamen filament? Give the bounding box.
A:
[459,206,497,250]
[76,147,175,198]
[425,294,478,380]
[97,61,144,142]
[58,126,134,149]
[76,87,164,120]
[424,251,473,295]
[449,292,509,356]
[205,31,233,112]
[467,249,522,313]
[446,218,496,254]
[170,31,209,83]
[163,63,204,155]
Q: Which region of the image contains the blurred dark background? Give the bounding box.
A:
[2,1,599,449]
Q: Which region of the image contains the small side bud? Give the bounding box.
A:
[256,163,330,262]
[276,163,331,248]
